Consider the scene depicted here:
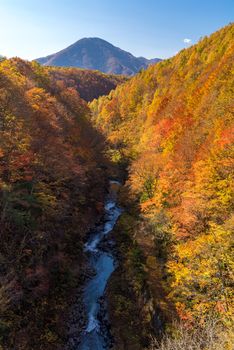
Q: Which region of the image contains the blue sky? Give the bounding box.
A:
[0,0,233,60]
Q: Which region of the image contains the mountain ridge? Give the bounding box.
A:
[36,37,161,75]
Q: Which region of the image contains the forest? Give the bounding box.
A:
[90,23,234,349]
[0,23,233,350]
[0,57,124,348]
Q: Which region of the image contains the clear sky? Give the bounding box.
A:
[0,0,233,60]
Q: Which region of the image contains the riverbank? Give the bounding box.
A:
[105,185,175,350]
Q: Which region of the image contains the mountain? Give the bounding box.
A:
[0,23,233,350]
[36,37,161,75]
[0,57,115,348]
[90,23,234,348]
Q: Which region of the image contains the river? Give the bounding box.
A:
[77,180,122,349]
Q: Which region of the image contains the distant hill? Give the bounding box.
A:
[47,66,127,101]
[36,38,161,75]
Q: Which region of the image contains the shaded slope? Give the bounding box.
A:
[46,66,127,101]
[0,58,108,349]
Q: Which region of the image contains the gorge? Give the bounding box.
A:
[0,23,233,350]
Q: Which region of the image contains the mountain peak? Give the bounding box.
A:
[36,38,161,75]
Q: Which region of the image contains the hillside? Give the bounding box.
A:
[36,37,161,76]
[46,66,126,101]
[0,23,233,350]
[0,58,109,349]
[90,23,234,347]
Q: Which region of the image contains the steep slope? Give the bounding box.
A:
[0,58,108,349]
[90,23,234,346]
[36,37,161,75]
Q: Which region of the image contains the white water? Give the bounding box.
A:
[79,181,122,349]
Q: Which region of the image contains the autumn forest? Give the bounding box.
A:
[0,22,233,350]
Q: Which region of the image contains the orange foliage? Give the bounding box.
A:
[90,23,234,322]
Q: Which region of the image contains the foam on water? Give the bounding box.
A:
[78,181,122,350]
